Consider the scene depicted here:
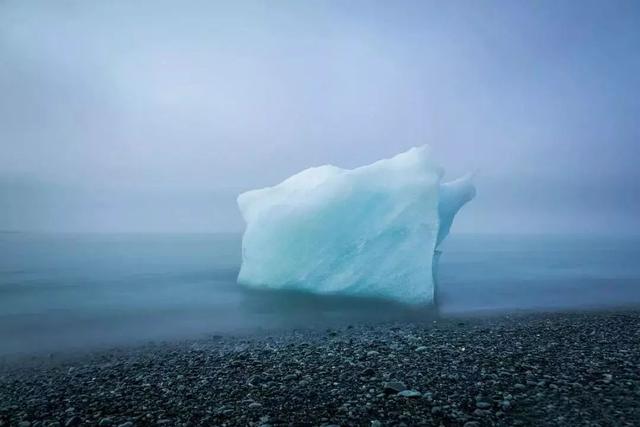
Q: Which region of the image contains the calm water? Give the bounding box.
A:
[1,232,639,355]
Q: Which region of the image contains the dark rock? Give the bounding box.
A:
[383,381,406,394]
[361,367,376,377]
[475,401,491,409]
[64,417,81,427]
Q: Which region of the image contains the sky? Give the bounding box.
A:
[1,0,639,234]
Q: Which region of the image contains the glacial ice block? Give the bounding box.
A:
[237,146,474,304]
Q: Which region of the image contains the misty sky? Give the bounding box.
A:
[1,0,639,234]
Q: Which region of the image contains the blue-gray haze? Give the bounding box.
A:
[1,0,639,234]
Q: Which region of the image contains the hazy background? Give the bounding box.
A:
[1,0,639,234]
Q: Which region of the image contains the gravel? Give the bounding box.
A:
[1,310,639,426]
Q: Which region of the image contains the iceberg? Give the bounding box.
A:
[237,146,475,304]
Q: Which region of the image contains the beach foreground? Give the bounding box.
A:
[1,310,639,426]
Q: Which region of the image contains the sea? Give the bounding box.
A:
[1,232,639,355]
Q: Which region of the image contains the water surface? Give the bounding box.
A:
[1,232,639,355]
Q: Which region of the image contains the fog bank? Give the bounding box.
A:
[1,1,639,234]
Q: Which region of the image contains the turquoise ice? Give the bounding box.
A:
[237,146,475,304]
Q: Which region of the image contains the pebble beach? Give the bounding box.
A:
[1,309,639,426]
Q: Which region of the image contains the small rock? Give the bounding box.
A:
[473,409,492,417]
[367,350,379,356]
[98,418,113,427]
[117,423,134,427]
[65,417,82,427]
[397,390,421,398]
[383,381,406,394]
[248,402,262,408]
[361,367,376,377]
[415,346,428,352]
[431,406,442,415]
[476,401,491,409]
[247,375,262,385]
[370,421,382,427]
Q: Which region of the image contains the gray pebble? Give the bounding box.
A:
[397,390,421,398]
[383,381,406,394]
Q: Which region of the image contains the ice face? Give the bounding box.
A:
[437,173,476,248]
[237,146,474,304]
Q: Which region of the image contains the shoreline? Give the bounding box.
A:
[1,308,640,426]
[3,303,640,363]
